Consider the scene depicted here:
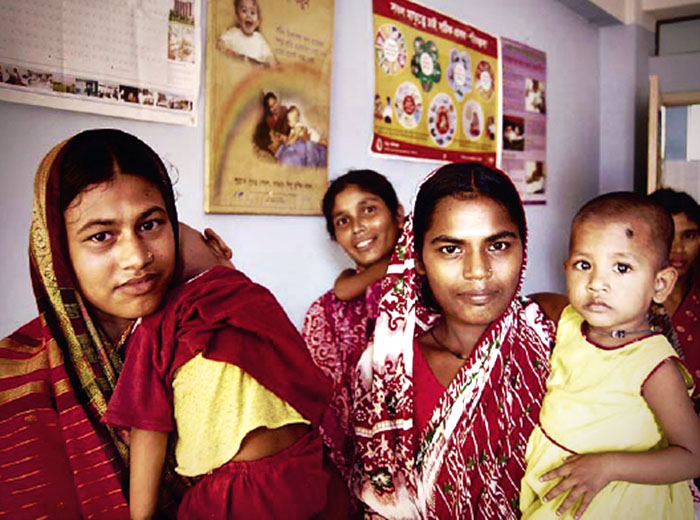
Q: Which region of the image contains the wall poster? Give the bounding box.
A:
[501,37,547,204]
[371,0,500,164]
[205,0,333,215]
[0,0,200,125]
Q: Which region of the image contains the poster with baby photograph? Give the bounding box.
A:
[371,0,500,164]
[205,0,333,215]
[501,37,547,204]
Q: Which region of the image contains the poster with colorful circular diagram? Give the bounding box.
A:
[375,24,407,75]
[394,81,422,128]
[371,0,499,164]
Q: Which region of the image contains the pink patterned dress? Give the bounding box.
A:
[673,282,700,409]
[302,278,384,481]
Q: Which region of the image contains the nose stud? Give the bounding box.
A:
[146,251,154,262]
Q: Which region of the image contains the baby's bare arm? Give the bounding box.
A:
[129,428,168,520]
[334,257,391,301]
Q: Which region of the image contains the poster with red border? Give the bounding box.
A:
[371,0,499,165]
[501,37,547,204]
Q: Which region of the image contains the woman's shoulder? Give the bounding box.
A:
[1,316,48,354]
[526,292,569,323]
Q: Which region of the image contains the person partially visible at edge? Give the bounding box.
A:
[342,162,557,518]
[649,188,700,412]
[520,192,700,519]
[103,222,345,519]
[0,129,187,518]
[301,169,403,484]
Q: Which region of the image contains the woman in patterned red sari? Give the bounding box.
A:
[302,169,403,480]
[650,188,700,412]
[349,163,556,518]
[0,129,187,519]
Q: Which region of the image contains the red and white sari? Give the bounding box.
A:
[350,169,556,519]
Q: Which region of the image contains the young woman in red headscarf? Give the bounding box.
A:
[347,163,556,518]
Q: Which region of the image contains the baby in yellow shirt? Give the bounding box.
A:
[104,225,342,519]
[521,192,700,519]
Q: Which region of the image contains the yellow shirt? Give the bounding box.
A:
[172,353,309,477]
[521,306,693,519]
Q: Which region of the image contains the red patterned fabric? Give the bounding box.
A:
[672,282,700,407]
[0,320,129,520]
[302,280,383,480]
[349,167,556,519]
[412,340,444,436]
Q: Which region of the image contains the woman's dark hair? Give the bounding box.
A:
[58,129,179,246]
[413,162,526,309]
[414,162,525,257]
[649,188,700,227]
[322,169,400,240]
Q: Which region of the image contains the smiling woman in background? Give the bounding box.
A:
[302,169,403,482]
[650,188,700,411]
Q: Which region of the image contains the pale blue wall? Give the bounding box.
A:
[0,0,604,335]
[598,23,655,193]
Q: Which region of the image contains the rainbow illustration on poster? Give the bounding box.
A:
[207,62,330,214]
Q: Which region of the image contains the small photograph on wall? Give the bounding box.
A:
[205,0,334,215]
[524,78,546,114]
[525,160,545,194]
[503,115,525,151]
[501,37,547,204]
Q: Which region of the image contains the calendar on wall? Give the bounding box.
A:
[0,0,201,125]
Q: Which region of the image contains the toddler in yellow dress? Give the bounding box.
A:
[521,192,700,519]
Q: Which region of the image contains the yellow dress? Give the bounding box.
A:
[520,306,693,519]
[172,353,309,477]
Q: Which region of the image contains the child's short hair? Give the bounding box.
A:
[649,188,700,227]
[322,170,399,240]
[572,191,673,268]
